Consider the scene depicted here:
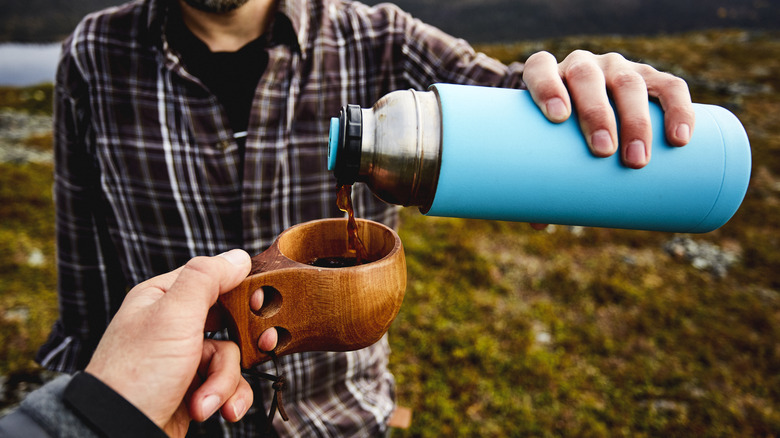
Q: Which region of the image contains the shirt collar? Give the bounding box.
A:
[277,0,311,54]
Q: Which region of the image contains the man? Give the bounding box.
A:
[37,0,695,435]
[1,250,261,437]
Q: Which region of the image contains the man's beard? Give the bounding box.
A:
[181,0,251,13]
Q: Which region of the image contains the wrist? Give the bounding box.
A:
[63,372,167,438]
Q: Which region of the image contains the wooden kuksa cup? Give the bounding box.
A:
[215,218,406,369]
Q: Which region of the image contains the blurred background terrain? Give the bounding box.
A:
[1,0,779,436]
[1,0,779,42]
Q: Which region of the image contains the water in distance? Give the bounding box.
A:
[0,43,62,86]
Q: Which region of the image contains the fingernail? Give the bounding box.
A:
[676,123,691,143]
[219,249,248,266]
[545,98,568,121]
[625,140,647,166]
[201,394,221,419]
[591,129,614,156]
[232,399,247,419]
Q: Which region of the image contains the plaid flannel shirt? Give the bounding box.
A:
[38,0,526,435]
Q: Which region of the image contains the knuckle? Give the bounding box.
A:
[220,339,241,359]
[577,104,612,126]
[681,105,696,121]
[526,50,556,65]
[635,62,660,77]
[620,115,652,134]
[610,70,646,90]
[210,339,241,366]
[566,49,591,60]
[667,103,697,124]
[534,78,564,99]
[560,49,592,68]
[563,59,600,82]
[184,256,213,273]
[602,51,627,66]
[649,72,692,99]
[182,257,220,285]
[666,75,689,91]
[202,338,219,356]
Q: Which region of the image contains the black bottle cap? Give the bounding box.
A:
[334,104,362,186]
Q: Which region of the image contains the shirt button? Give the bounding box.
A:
[219,139,231,150]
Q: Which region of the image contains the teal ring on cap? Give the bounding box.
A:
[327,117,339,171]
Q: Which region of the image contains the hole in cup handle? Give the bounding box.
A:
[251,285,283,318]
[259,326,292,353]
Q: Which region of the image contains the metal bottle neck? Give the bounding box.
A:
[331,89,442,210]
[361,89,441,210]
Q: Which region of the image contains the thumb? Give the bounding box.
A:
[157,250,252,325]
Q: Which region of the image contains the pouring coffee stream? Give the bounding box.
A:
[336,184,370,264]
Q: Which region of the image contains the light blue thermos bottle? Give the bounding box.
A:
[327,83,751,233]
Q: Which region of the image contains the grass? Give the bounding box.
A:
[0,160,57,376]
[0,84,54,115]
[0,85,57,383]
[1,30,779,435]
[392,213,779,436]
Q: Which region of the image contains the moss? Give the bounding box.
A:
[0,161,56,376]
[22,131,54,152]
[0,84,54,115]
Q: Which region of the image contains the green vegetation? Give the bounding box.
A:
[0,163,56,375]
[1,30,778,435]
[0,85,57,380]
[0,85,53,115]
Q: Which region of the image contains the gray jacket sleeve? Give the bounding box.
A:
[0,375,98,438]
